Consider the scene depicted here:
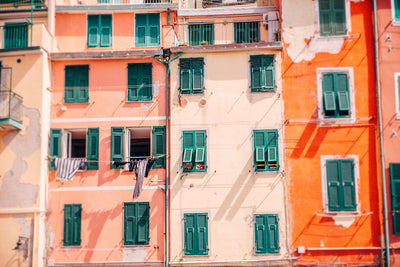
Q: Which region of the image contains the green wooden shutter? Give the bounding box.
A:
[333,0,346,35]
[4,23,28,49]
[72,204,82,245]
[148,14,160,46]
[63,204,72,246]
[65,66,76,103]
[267,215,279,253]
[180,59,192,93]
[124,203,136,245]
[184,214,195,255]
[183,149,193,163]
[254,130,266,170]
[63,204,81,246]
[336,73,350,114]
[100,15,112,47]
[319,0,332,36]
[76,66,89,103]
[128,64,139,101]
[341,160,356,210]
[50,129,62,170]
[322,73,336,115]
[197,214,208,255]
[183,131,194,171]
[251,56,262,91]
[137,203,150,244]
[398,76,400,114]
[249,22,260,43]
[135,14,146,46]
[255,214,267,253]
[326,160,341,211]
[111,127,124,168]
[267,130,278,170]
[319,0,346,36]
[192,58,204,93]
[396,0,400,20]
[263,55,275,90]
[87,128,99,170]
[128,63,152,101]
[234,22,246,43]
[390,163,400,234]
[189,24,200,46]
[88,15,99,47]
[152,126,165,168]
[194,131,207,171]
[141,63,153,101]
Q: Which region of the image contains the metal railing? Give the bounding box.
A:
[0,90,23,122]
[0,0,46,12]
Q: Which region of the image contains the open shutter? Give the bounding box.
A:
[333,0,346,35]
[192,58,204,93]
[153,126,166,168]
[124,203,136,245]
[255,214,267,253]
[184,214,195,255]
[195,148,205,163]
[137,203,150,244]
[183,131,194,170]
[267,215,279,253]
[319,0,332,36]
[140,63,153,101]
[341,160,356,211]
[88,15,99,47]
[124,129,131,171]
[251,56,262,91]
[255,147,265,162]
[194,131,206,170]
[50,129,62,170]
[337,91,349,111]
[390,163,400,234]
[87,128,99,170]
[326,160,341,211]
[197,214,208,255]
[100,15,112,47]
[111,127,124,168]
[183,149,193,163]
[263,56,275,90]
[180,59,191,93]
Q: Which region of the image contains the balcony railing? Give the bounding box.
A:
[0,0,47,12]
[56,0,175,5]
[0,67,22,130]
[180,0,275,9]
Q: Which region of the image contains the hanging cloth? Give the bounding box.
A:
[55,158,83,181]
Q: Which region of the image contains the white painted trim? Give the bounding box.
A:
[315,0,352,39]
[49,185,165,192]
[316,67,356,124]
[51,116,166,123]
[178,7,278,17]
[391,0,400,26]
[395,73,400,119]
[320,155,360,213]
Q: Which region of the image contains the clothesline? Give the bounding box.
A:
[47,154,167,163]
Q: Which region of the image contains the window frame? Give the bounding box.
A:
[254,213,279,254]
[234,21,260,44]
[182,130,207,173]
[188,23,214,46]
[127,62,153,102]
[316,0,351,38]
[135,13,161,47]
[64,65,89,104]
[320,155,360,213]
[87,14,113,48]
[250,55,275,92]
[183,213,209,256]
[3,22,29,49]
[123,202,150,246]
[392,0,400,26]
[179,57,205,95]
[253,129,279,172]
[317,67,355,124]
[395,73,400,119]
[63,204,82,247]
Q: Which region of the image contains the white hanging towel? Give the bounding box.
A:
[55,158,82,181]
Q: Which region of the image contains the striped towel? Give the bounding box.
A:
[55,158,82,181]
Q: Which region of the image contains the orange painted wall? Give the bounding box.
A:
[283,0,382,265]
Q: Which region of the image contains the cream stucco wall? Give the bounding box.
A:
[169,49,287,264]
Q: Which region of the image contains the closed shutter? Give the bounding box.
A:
[251,56,262,91]
[63,204,81,246]
[184,214,195,255]
[203,24,214,45]
[72,204,82,245]
[135,14,160,47]
[194,131,206,171]
[183,131,194,171]
[111,127,124,168]
[100,15,112,47]
[137,203,150,244]
[87,128,99,170]
[390,163,400,234]
[189,24,200,46]
[124,203,136,245]
[333,0,346,35]
[128,64,139,101]
[152,126,166,168]
[319,0,332,36]
[254,130,265,164]
[128,63,152,101]
[267,215,279,253]
[197,214,208,255]
[4,23,28,49]
[135,14,147,47]
[141,63,153,101]
[63,204,72,246]
[65,66,76,103]
[88,15,99,47]
[396,0,400,20]
[249,22,259,43]
[263,55,275,90]
[326,160,341,211]
[341,160,356,210]
[192,58,204,93]
[50,129,62,170]
[255,214,267,253]
[65,65,89,103]
[319,0,346,36]
[180,59,192,93]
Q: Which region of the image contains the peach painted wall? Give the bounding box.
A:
[282,0,382,265]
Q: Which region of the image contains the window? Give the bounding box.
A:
[395,0,400,22]
[135,13,160,47]
[395,73,400,117]
[87,15,112,47]
[254,214,279,254]
[322,72,350,118]
[124,202,150,245]
[184,213,208,255]
[234,22,259,43]
[63,204,82,246]
[180,58,204,94]
[182,130,206,172]
[390,163,400,234]
[111,126,166,169]
[4,23,28,49]
[49,128,99,170]
[250,55,275,92]
[319,0,346,36]
[189,24,214,46]
[325,159,356,212]
[65,65,89,103]
[127,63,152,101]
[253,129,278,172]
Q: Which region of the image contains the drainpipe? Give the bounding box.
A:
[372,0,390,266]
[156,50,182,267]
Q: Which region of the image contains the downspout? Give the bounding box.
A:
[372,0,390,266]
[156,50,182,267]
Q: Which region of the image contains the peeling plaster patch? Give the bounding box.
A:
[141,102,153,108]
[153,80,160,97]
[0,107,40,208]
[309,38,344,54]
[332,214,356,228]
[123,247,148,262]
[13,214,32,237]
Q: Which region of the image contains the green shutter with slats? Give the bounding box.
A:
[100,15,112,47]
[182,131,207,172]
[135,14,160,47]
[319,0,346,36]
[111,127,124,169]
[65,65,89,103]
[152,126,166,169]
[180,58,204,94]
[234,22,259,43]
[136,203,150,244]
[390,163,400,234]
[396,0,400,20]
[192,59,204,92]
[183,149,193,163]
[255,214,267,253]
[63,204,81,246]
[267,215,279,253]
[124,202,136,245]
[4,23,28,49]
[255,214,279,254]
[254,130,278,171]
[128,63,152,101]
[189,24,214,46]
[184,213,208,255]
[341,160,356,210]
[326,160,341,210]
[50,129,62,170]
[322,72,350,118]
[88,15,99,47]
[87,128,99,170]
[184,214,195,255]
[124,202,150,245]
[88,15,112,47]
[251,55,275,92]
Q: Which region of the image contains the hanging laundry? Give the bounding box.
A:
[132,158,156,199]
[55,158,83,181]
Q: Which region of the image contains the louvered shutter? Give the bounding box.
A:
[197,214,208,255]
[341,160,356,210]
[267,215,279,253]
[390,163,400,234]
[148,14,160,46]
[72,204,82,245]
[87,128,99,170]
[100,15,112,47]
[111,127,124,168]
[267,130,278,168]
[128,64,139,101]
[135,14,147,46]
[88,15,99,47]
[152,126,165,168]
[192,58,204,92]
[263,55,275,90]
[326,160,341,211]
[137,203,149,244]
[124,203,136,245]
[184,214,195,255]
[336,73,350,114]
[333,0,346,35]
[50,129,62,170]
[322,73,337,114]
[76,65,89,103]
[141,63,153,101]
[251,56,262,91]
[319,0,332,36]
[255,214,267,253]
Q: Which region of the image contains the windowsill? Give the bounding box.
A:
[251,89,276,93]
[392,20,400,27]
[316,211,361,217]
[254,252,280,255]
[183,253,209,257]
[64,102,89,104]
[62,245,82,248]
[316,33,349,39]
[126,100,153,103]
[87,47,113,50]
[123,244,150,247]
[318,116,356,125]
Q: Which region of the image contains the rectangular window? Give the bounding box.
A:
[390,163,400,234]
[396,74,400,116]
[319,0,346,36]
[182,130,207,172]
[250,55,275,92]
[127,63,152,101]
[111,126,166,169]
[325,159,356,211]
[4,23,28,49]
[184,213,208,255]
[189,24,214,46]
[49,128,99,170]
[87,15,112,47]
[124,202,150,245]
[180,58,204,94]
[253,129,278,172]
[254,214,279,254]
[63,204,82,246]
[322,72,350,118]
[396,0,400,21]
[65,65,89,103]
[234,21,259,43]
[135,13,160,47]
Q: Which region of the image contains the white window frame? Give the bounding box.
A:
[391,0,400,26]
[317,67,356,124]
[315,0,352,38]
[320,155,360,213]
[395,73,400,118]
[123,127,152,170]
[62,128,88,171]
